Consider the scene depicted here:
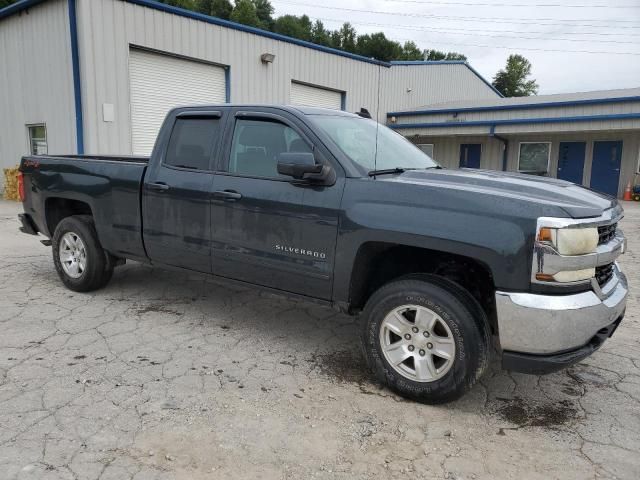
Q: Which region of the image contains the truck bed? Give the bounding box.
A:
[20,154,149,260]
[26,154,149,164]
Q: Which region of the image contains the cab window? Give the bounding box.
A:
[228,118,312,178]
[165,118,221,170]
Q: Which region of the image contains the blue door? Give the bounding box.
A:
[557,142,585,184]
[459,144,481,169]
[591,141,622,197]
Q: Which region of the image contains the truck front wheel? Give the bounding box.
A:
[52,215,114,292]
[361,276,490,404]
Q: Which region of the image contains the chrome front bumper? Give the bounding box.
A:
[496,264,627,355]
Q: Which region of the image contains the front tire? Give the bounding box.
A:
[52,215,113,292]
[361,276,490,404]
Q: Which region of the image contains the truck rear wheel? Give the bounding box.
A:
[52,215,114,292]
[360,276,490,404]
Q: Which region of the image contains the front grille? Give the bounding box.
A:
[598,223,617,245]
[595,263,614,287]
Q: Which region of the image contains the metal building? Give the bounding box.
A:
[0,0,499,184]
[388,89,640,198]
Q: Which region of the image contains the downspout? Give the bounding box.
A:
[68,0,84,154]
[490,125,508,171]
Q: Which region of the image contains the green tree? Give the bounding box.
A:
[356,32,402,62]
[230,0,262,28]
[329,30,342,50]
[0,0,17,8]
[252,0,274,30]
[492,54,539,97]
[195,0,233,19]
[399,41,423,61]
[339,23,357,53]
[273,15,312,41]
[424,49,467,61]
[311,20,331,47]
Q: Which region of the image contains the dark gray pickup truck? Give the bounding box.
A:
[18,105,628,403]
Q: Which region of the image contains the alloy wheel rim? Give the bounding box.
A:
[379,304,456,382]
[59,231,87,279]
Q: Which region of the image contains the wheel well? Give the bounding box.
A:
[349,242,497,333]
[45,198,93,235]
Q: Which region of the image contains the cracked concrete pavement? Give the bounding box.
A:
[0,199,638,479]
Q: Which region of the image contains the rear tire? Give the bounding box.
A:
[52,215,114,292]
[360,276,490,404]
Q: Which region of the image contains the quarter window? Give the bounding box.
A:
[518,142,551,174]
[28,124,47,155]
[165,118,221,170]
[229,119,312,178]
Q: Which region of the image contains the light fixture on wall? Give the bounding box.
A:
[261,53,275,64]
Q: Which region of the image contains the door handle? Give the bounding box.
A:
[148,182,170,191]
[213,190,242,201]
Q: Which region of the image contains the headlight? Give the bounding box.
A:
[539,227,598,255]
[536,226,599,283]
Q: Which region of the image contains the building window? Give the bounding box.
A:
[518,142,550,174]
[28,124,47,155]
[417,144,434,158]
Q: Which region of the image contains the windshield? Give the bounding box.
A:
[309,115,439,172]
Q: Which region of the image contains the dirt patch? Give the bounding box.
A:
[135,304,183,316]
[495,396,578,428]
[308,350,370,384]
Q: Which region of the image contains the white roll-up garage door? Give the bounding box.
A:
[128,49,227,155]
[290,82,343,110]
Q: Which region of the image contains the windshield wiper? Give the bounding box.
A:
[368,167,412,177]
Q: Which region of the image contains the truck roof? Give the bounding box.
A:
[171,104,362,118]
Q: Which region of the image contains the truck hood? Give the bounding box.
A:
[382,168,616,218]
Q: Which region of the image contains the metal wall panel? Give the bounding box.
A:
[408,131,640,198]
[0,0,75,187]
[380,63,498,114]
[74,0,499,154]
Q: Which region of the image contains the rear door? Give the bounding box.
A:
[590,141,623,197]
[210,108,344,299]
[557,142,586,184]
[142,109,228,272]
[459,144,481,169]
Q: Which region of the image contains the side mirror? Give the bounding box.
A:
[277,152,328,182]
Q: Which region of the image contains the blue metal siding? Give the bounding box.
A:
[388,95,640,117]
[390,113,640,130]
[67,0,83,154]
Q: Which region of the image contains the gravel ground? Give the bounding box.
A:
[1,199,639,480]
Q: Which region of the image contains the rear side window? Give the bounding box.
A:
[228,118,312,178]
[165,118,221,170]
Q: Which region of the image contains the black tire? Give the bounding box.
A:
[360,275,490,404]
[51,215,114,292]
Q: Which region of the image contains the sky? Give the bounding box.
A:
[270,0,640,95]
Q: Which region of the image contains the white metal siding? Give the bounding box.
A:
[290,82,342,110]
[0,0,75,188]
[128,48,226,155]
[74,0,498,153]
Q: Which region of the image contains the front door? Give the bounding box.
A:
[591,141,623,197]
[459,144,481,169]
[557,142,586,184]
[210,109,344,300]
[142,110,227,272]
